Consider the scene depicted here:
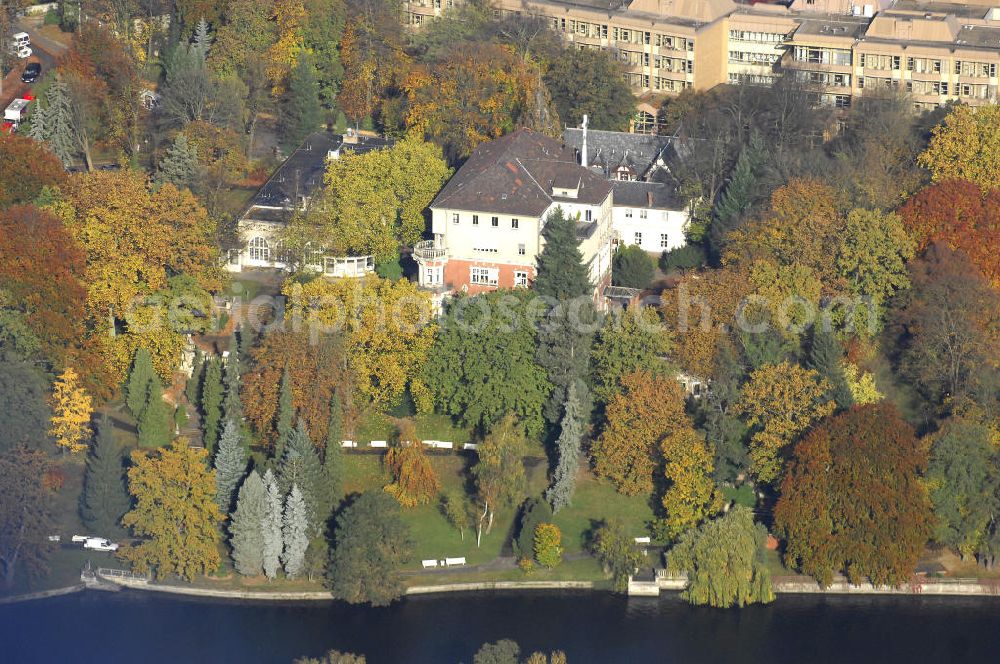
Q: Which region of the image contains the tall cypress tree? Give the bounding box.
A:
[534,207,597,426]
[214,418,249,513]
[230,470,267,576]
[807,324,854,410]
[262,469,284,580]
[185,347,203,406]
[223,338,243,424]
[137,376,172,448]
[274,369,294,461]
[201,358,224,452]
[81,415,130,535]
[546,381,586,513]
[282,484,309,579]
[279,419,323,536]
[125,348,155,418]
[283,54,323,151]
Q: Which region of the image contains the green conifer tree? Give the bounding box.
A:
[283,54,323,151]
[154,134,199,190]
[81,415,130,535]
[30,78,76,167]
[125,348,155,419]
[274,369,294,461]
[807,324,854,410]
[137,376,172,448]
[262,468,284,579]
[215,418,249,512]
[201,358,224,452]
[533,207,597,425]
[230,470,267,576]
[223,338,243,424]
[279,419,324,536]
[546,381,586,513]
[707,131,766,264]
[282,484,309,579]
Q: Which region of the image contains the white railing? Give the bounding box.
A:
[413,239,448,261]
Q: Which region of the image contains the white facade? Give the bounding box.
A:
[612,204,689,254]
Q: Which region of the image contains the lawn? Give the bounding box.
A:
[353,411,472,445]
[551,468,657,554]
[339,453,650,569]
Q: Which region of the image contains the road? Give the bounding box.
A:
[1,18,65,109]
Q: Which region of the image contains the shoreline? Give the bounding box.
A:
[7,574,1000,606]
[0,584,86,605]
[80,574,1000,602]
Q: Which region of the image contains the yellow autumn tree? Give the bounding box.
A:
[384,421,440,508]
[734,361,835,484]
[844,363,883,405]
[265,0,307,94]
[283,276,437,410]
[918,104,1000,190]
[49,367,93,454]
[660,427,724,539]
[119,439,223,580]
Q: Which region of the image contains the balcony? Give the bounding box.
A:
[413,239,448,262]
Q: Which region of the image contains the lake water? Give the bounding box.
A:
[2,589,999,663]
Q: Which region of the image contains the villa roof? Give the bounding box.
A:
[431,129,613,216]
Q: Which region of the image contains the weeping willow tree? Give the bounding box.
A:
[667,506,774,608]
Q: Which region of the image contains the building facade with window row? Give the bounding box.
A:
[402,0,1000,109]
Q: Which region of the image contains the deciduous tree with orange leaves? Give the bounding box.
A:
[0,136,66,208]
[384,421,440,508]
[591,370,689,496]
[774,403,932,587]
[242,330,352,450]
[898,179,1000,287]
[0,205,87,369]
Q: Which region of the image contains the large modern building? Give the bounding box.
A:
[415,129,615,304]
[229,130,393,274]
[403,0,1000,110]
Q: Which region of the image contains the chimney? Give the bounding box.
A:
[581,114,589,168]
[647,190,653,208]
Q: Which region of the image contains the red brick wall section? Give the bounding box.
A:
[443,259,537,294]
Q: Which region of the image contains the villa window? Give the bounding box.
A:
[515,271,529,287]
[470,267,499,286]
[660,233,669,248]
[634,232,642,246]
[452,213,459,224]
[518,243,526,255]
[625,209,633,218]
[585,209,593,222]
[248,236,269,262]
[472,215,479,226]
[512,218,519,229]
[491,216,499,227]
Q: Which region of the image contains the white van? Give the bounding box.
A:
[12,32,30,49]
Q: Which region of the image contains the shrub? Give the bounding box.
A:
[612,244,655,289]
[660,244,707,272]
[534,523,564,568]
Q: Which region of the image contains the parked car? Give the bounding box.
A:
[21,62,40,83]
[83,538,119,552]
[15,46,31,59]
[71,535,96,543]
